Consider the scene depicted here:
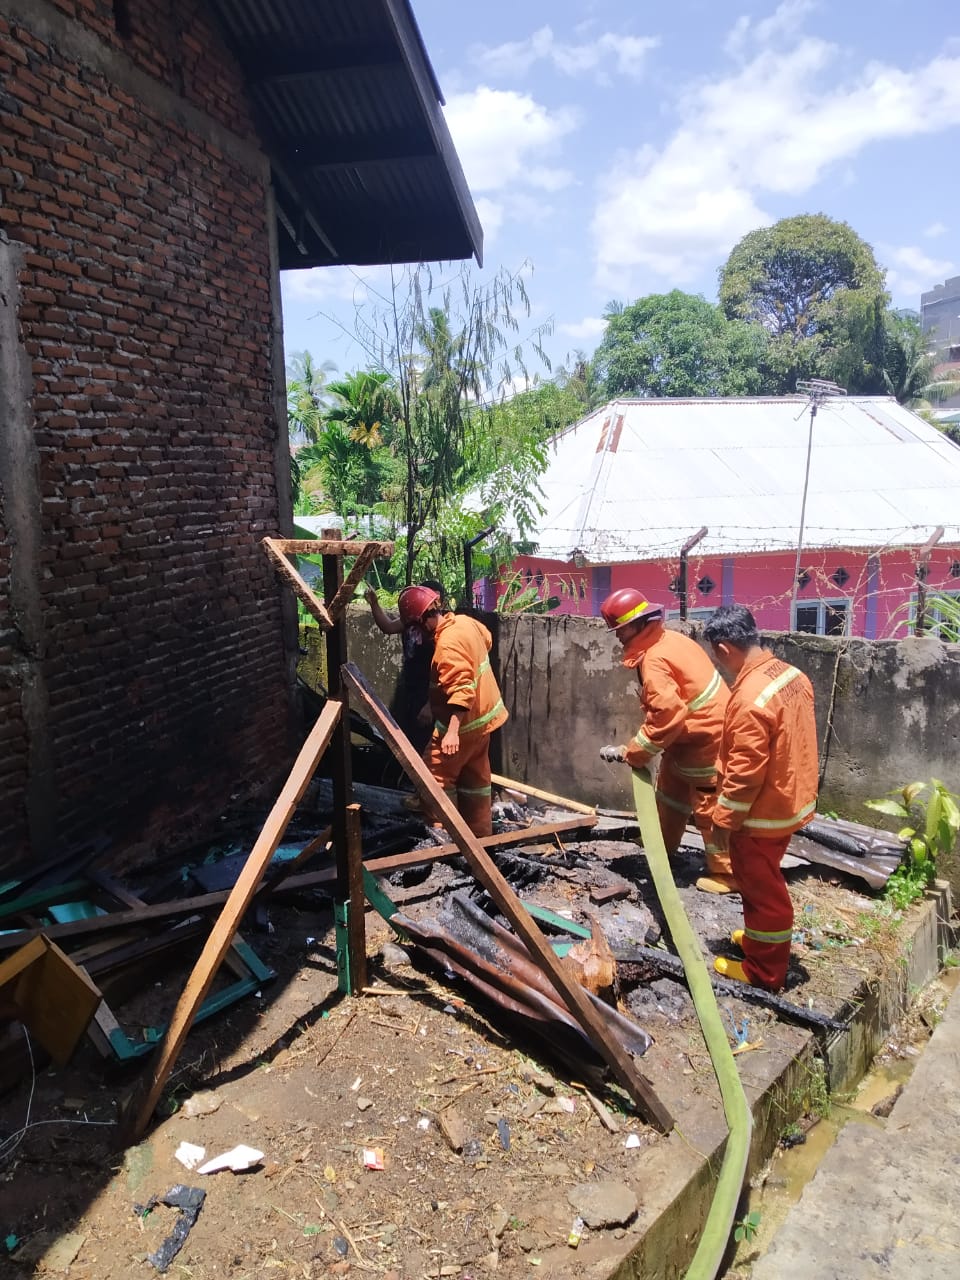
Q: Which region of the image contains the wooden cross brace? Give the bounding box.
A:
[262,536,394,629]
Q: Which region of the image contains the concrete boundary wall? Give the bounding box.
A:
[341,611,960,821]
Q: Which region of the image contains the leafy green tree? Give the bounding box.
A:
[718,214,888,393]
[346,261,552,584]
[882,311,960,417]
[590,290,770,400]
[286,350,336,443]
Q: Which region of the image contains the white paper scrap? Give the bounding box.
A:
[197,1144,265,1175]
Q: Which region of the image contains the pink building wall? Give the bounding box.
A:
[500,545,960,637]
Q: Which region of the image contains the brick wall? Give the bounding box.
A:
[0,0,294,872]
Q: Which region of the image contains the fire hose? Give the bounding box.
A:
[631,767,752,1280]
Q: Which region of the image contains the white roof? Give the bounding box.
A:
[524,397,960,562]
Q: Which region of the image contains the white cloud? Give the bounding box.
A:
[924,221,948,239]
[591,18,960,291]
[881,244,955,300]
[443,87,578,194]
[557,315,609,341]
[281,264,391,305]
[472,25,659,82]
[725,0,819,59]
[442,87,578,241]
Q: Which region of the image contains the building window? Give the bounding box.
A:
[830,567,850,589]
[914,590,960,640]
[794,599,849,636]
[697,575,716,595]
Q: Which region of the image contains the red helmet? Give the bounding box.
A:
[398,584,441,627]
[600,588,663,631]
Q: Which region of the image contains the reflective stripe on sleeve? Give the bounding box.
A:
[717,795,752,812]
[743,800,816,830]
[754,666,802,708]
[633,730,662,755]
[688,669,722,711]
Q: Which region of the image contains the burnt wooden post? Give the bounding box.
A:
[322,529,365,993]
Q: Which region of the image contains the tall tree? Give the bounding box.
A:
[589,290,769,401]
[718,214,888,393]
[286,350,336,444]
[347,261,552,584]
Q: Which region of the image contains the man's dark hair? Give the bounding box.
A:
[704,604,759,650]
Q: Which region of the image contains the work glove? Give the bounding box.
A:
[600,744,626,763]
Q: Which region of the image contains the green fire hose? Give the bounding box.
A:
[631,768,752,1280]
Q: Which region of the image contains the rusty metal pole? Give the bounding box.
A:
[678,527,708,621]
[914,526,944,636]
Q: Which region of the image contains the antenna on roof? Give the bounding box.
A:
[792,380,846,618]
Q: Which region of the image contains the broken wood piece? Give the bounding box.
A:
[589,883,632,906]
[0,935,102,1065]
[438,1106,469,1152]
[122,700,343,1143]
[563,914,617,1003]
[491,773,596,816]
[262,536,334,629]
[343,662,673,1134]
[584,1088,621,1132]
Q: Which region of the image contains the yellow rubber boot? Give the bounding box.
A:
[714,956,749,983]
[731,928,745,948]
[696,873,740,895]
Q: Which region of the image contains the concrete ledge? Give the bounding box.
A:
[608,886,952,1279]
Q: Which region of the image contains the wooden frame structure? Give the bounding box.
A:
[116,531,670,1139]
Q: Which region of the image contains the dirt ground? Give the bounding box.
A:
[0,801,937,1280]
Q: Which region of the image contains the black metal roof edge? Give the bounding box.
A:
[380,0,483,266]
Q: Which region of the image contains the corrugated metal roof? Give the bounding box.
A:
[204,0,482,269]
[525,397,960,563]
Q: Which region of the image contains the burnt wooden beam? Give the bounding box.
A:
[263,537,333,628]
[270,537,394,558]
[342,662,673,1133]
[0,819,594,952]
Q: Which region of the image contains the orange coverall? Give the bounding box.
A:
[424,613,508,837]
[620,621,730,872]
[713,650,818,990]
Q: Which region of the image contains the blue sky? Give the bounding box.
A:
[280,0,959,380]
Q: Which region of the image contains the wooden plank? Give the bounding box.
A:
[270,537,394,558]
[324,542,381,624]
[0,820,595,953]
[255,825,331,897]
[122,700,342,1142]
[491,773,597,816]
[342,663,673,1133]
[0,935,102,1065]
[263,536,334,628]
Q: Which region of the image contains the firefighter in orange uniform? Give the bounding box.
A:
[398,585,508,838]
[598,588,734,889]
[704,604,819,992]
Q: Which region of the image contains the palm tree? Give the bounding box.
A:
[286,350,337,444]
[882,313,960,416]
[325,370,398,449]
